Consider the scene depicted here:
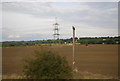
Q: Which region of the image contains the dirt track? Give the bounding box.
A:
[2,44,118,79]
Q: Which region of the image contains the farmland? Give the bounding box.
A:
[2,44,118,79]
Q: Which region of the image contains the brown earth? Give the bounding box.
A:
[2,44,118,79]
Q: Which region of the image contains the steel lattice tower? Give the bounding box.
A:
[53,17,60,40]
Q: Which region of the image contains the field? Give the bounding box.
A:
[2,44,118,79]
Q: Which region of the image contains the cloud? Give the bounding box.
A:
[8,35,21,38]
[2,2,118,41]
[1,0,119,2]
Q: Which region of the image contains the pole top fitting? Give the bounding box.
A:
[72,26,75,30]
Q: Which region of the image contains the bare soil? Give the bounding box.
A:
[2,44,118,79]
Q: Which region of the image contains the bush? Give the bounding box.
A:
[23,48,73,79]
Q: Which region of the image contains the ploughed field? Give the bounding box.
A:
[2,44,118,79]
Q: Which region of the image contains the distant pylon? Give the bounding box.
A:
[53,17,60,40]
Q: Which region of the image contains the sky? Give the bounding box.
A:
[1,0,119,2]
[1,1,118,41]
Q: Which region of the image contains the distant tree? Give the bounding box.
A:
[23,48,73,79]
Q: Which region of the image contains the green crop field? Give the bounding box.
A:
[2,44,118,79]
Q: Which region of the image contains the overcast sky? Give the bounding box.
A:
[1,2,118,41]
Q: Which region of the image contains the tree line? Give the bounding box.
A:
[2,36,120,47]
